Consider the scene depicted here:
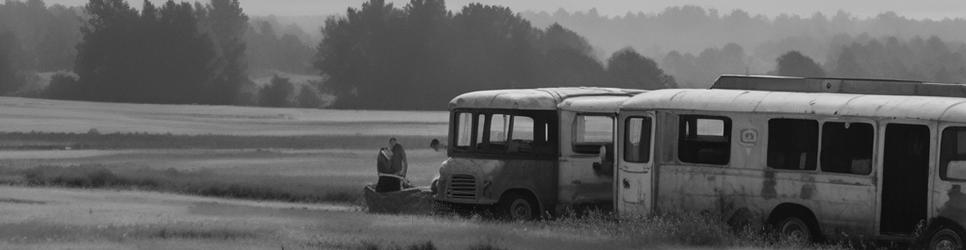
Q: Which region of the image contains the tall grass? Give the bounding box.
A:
[548,210,848,249]
[2,164,361,204]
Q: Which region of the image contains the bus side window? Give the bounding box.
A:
[508,115,535,153]
[624,117,652,163]
[821,122,874,175]
[678,115,731,165]
[454,112,474,148]
[941,127,966,181]
[767,119,818,170]
[574,115,614,155]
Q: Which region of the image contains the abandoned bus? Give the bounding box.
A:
[615,75,966,247]
[434,87,644,220]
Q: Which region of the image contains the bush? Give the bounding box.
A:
[258,75,295,107]
[45,72,81,100]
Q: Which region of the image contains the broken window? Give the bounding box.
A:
[767,119,818,170]
[678,115,731,165]
[624,117,652,163]
[820,122,874,175]
[573,115,614,154]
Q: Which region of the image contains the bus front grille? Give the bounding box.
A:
[447,174,477,200]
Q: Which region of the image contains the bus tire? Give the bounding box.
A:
[776,216,815,243]
[497,192,539,221]
[926,226,965,250]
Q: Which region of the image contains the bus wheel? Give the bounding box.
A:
[497,192,539,221]
[927,228,964,250]
[778,216,813,243]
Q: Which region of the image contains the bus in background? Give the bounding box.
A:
[615,75,966,248]
[433,87,644,220]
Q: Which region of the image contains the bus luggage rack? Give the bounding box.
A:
[447,174,477,200]
[712,74,966,98]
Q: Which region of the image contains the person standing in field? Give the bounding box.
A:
[375,143,399,192]
[390,138,408,182]
[375,138,408,192]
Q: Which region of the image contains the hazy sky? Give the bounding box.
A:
[42,0,966,20]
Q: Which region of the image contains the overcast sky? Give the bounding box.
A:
[42,0,966,20]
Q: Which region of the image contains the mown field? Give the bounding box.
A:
[0,97,841,249]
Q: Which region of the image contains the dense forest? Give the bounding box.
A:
[1,0,966,109]
[314,0,675,109]
[523,7,966,87]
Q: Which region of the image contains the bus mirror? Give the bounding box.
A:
[947,161,966,180]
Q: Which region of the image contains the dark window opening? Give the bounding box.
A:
[678,115,731,165]
[767,119,818,170]
[880,124,929,234]
[624,117,652,163]
[820,122,874,175]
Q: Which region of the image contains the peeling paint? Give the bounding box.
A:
[761,170,777,199]
[939,185,966,223]
[800,183,815,200]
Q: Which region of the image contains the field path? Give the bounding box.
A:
[0,186,641,250]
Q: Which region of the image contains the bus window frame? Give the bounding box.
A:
[675,113,733,166]
[939,124,966,182]
[572,112,616,155]
[448,108,559,161]
[623,115,652,164]
[765,117,820,172]
[816,117,878,177]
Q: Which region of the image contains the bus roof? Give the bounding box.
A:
[449,87,644,110]
[622,88,966,123]
[558,95,631,113]
[712,74,966,98]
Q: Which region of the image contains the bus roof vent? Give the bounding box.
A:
[711,74,966,98]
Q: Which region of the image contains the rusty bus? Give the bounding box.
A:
[615,75,966,248]
[433,87,643,220]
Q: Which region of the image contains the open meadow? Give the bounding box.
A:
[0,97,837,249]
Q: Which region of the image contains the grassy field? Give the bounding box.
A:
[0,187,837,250]
[0,97,448,136]
[0,97,844,249]
[0,148,447,204]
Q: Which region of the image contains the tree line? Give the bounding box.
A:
[315,0,676,110]
[524,6,966,87]
[3,0,966,110]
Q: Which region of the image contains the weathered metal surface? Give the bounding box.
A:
[449,87,643,110]
[622,89,966,123]
[712,74,966,98]
[435,157,557,209]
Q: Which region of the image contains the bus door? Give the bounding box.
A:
[879,123,931,235]
[616,111,656,217]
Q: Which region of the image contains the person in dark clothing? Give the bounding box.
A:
[375,138,407,192]
[375,146,399,192]
[390,138,408,178]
